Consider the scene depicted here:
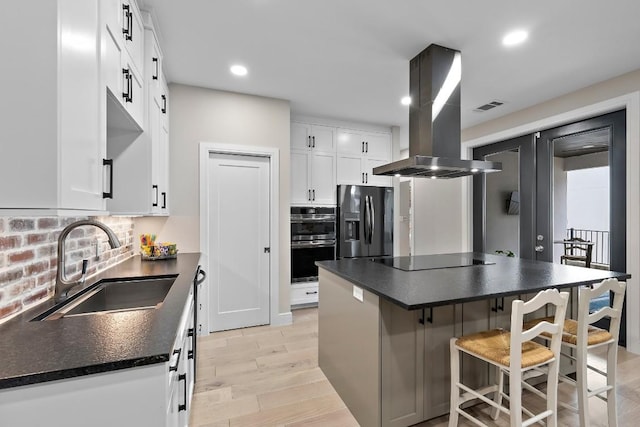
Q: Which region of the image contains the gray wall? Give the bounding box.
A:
[134,83,291,314]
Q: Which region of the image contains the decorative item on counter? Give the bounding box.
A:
[140,234,178,260]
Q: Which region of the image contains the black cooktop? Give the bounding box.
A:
[371,254,495,271]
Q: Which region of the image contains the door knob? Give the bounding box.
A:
[535,245,544,252]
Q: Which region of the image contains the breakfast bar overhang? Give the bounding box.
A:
[316,253,630,427]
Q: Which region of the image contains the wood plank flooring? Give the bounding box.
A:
[190,308,640,426]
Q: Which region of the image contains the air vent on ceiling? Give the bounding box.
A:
[474,100,504,112]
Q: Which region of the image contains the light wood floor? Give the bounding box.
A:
[190,308,640,426]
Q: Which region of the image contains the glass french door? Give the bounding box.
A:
[473,110,626,344]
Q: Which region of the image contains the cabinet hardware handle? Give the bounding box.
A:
[122,4,132,41]
[312,189,315,201]
[312,136,315,148]
[426,307,433,324]
[169,348,181,372]
[188,328,194,337]
[308,189,311,200]
[161,192,167,209]
[491,297,505,312]
[362,141,365,153]
[152,57,159,80]
[122,68,132,102]
[152,185,158,207]
[366,141,368,153]
[161,94,167,114]
[362,173,365,183]
[305,291,318,295]
[365,173,368,183]
[188,327,195,360]
[419,308,425,324]
[308,136,311,148]
[178,373,187,411]
[102,159,113,199]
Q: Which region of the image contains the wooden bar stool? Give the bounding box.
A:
[449,289,569,427]
[523,278,626,426]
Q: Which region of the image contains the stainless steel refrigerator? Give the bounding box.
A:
[336,185,393,258]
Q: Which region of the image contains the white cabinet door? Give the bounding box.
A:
[364,132,391,161]
[337,155,364,185]
[310,152,336,205]
[291,122,311,150]
[291,150,311,204]
[337,130,365,155]
[364,158,392,187]
[123,0,144,75]
[310,125,335,153]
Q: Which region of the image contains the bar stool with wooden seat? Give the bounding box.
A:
[523,278,626,427]
[449,289,569,427]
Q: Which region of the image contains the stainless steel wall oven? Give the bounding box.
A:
[291,207,336,283]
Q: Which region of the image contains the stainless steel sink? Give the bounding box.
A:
[33,276,177,321]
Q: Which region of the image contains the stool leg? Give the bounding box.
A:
[509,368,522,427]
[577,344,590,427]
[449,338,460,427]
[491,367,503,420]
[607,342,618,427]
[546,359,559,427]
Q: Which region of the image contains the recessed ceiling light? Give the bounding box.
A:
[583,145,595,149]
[431,165,439,171]
[502,30,528,46]
[394,173,401,177]
[401,96,411,106]
[230,65,248,76]
[471,168,479,173]
[430,176,437,180]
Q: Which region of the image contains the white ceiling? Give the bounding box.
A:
[142,0,640,137]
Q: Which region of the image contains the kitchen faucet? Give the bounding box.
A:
[55,219,121,302]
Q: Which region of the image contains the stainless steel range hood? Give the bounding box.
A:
[374,44,501,178]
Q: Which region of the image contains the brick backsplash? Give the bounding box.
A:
[0,216,134,322]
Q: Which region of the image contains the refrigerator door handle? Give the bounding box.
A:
[364,195,370,244]
[369,195,375,244]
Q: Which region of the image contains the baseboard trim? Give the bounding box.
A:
[272,311,293,326]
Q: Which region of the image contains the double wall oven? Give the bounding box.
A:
[290,207,336,284]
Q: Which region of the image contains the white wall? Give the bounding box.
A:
[133,84,291,314]
[461,67,640,353]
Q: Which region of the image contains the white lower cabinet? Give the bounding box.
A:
[291,282,319,306]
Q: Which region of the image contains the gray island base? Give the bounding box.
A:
[317,253,630,427]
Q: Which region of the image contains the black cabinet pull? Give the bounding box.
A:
[122,68,131,102]
[169,348,181,372]
[365,141,368,153]
[152,57,159,80]
[308,135,311,148]
[491,298,505,312]
[161,192,167,209]
[362,141,365,153]
[188,328,195,359]
[312,189,315,201]
[102,159,113,199]
[122,4,132,41]
[312,136,315,148]
[426,307,433,324]
[152,185,158,207]
[365,173,368,183]
[308,189,311,201]
[161,94,167,114]
[362,173,365,183]
[178,373,187,411]
[305,291,318,295]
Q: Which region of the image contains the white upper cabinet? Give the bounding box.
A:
[102,0,145,130]
[336,129,392,186]
[0,0,107,212]
[290,150,336,206]
[291,123,336,152]
[107,9,170,216]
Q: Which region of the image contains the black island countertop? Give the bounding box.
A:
[0,253,201,390]
[317,252,630,310]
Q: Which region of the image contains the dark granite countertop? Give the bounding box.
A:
[0,253,201,390]
[317,252,630,310]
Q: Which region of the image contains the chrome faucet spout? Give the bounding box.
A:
[55,220,122,302]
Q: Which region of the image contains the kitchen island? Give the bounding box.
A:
[317,253,630,427]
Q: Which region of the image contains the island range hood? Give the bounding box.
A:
[373,44,502,178]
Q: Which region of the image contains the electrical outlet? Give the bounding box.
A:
[353,285,364,302]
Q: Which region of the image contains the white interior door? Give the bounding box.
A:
[208,153,270,331]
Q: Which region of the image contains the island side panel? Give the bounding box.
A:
[318,268,382,427]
